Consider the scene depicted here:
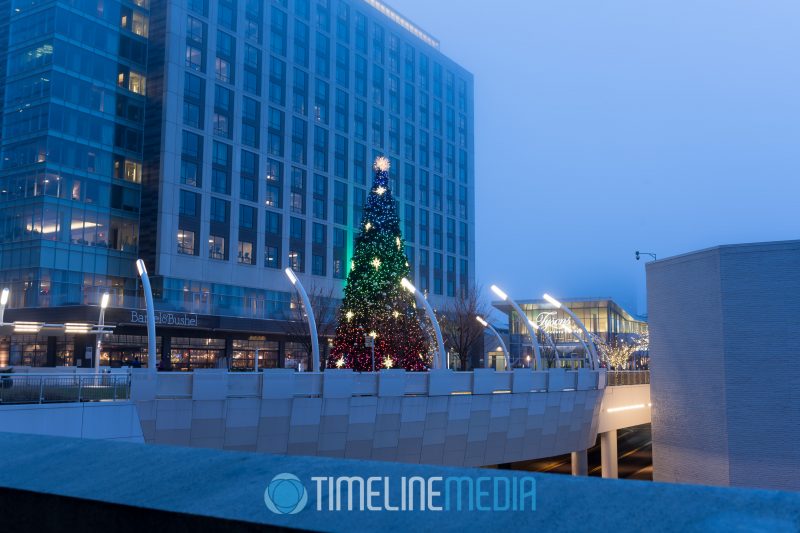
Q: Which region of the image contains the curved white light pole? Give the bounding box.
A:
[401,278,446,370]
[0,288,9,324]
[285,267,320,373]
[543,294,599,369]
[476,315,509,370]
[565,327,592,368]
[95,293,110,373]
[528,319,562,367]
[136,260,157,372]
[491,284,542,370]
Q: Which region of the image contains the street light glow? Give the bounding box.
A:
[65,323,92,334]
[0,288,9,306]
[490,285,508,301]
[100,293,110,309]
[136,259,147,276]
[400,277,416,294]
[13,321,43,333]
[475,315,488,327]
[284,267,298,285]
[542,293,562,308]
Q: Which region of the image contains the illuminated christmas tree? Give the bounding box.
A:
[328,156,431,371]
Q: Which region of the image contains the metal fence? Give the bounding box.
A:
[607,370,650,386]
[0,374,131,404]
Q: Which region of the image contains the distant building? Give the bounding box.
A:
[492,297,647,367]
[0,0,475,369]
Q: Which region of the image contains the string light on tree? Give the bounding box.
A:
[335,357,345,368]
[328,155,433,372]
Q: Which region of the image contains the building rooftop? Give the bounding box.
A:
[361,0,440,49]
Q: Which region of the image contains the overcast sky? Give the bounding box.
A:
[393,0,800,317]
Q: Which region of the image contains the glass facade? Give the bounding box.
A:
[0,0,475,368]
[494,298,648,368]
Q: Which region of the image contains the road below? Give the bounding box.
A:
[507,423,652,480]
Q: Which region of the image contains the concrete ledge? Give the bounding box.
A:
[0,433,797,532]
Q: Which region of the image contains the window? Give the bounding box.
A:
[181,160,200,187]
[128,71,146,94]
[265,245,280,268]
[186,45,203,70]
[209,235,227,260]
[177,229,196,255]
[239,205,256,229]
[179,190,199,217]
[210,197,229,222]
[240,150,258,201]
[290,167,306,214]
[312,222,326,245]
[238,241,255,264]
[289,216,304,240]
[312,253,325,276]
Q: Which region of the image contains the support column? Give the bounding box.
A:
[600,429,618,479]
[571,450,588,476]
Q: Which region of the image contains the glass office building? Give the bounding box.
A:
[493,298,648,368]
[0,0,475,369]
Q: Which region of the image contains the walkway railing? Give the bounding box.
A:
[0,374,131,404]
[607,370,650,386]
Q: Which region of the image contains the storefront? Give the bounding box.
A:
[0,306,328,371]
[492,297,648,368]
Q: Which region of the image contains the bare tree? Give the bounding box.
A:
[284,284,339,366]
[439,285,490,371]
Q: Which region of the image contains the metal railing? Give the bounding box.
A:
[606,370,650,386]
[0,374,131,404]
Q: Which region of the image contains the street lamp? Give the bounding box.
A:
[476,315,509,370]
[401,278,446,370]
[491,284,542,370]
[284,267,320,373]
[136,259,157,372]
[527,319,562,367]
[95,293,110,373]
[0,288,9,324]
[542,293,599,369]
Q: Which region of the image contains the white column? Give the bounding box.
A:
[600,429,618,478]
[571,450,588,476]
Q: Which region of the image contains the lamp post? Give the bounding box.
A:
[476,315,509,370]
[401,278,446,370]
[528,319,562,368]
[562,326,591,369]
[543,294,599,369]
[0,288,9,325]
[95,293,110,373]
[136,259,157,373]
[491,284,542,370]
[284,267,320,373]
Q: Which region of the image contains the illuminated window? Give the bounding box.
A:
[209,235,226,260]
[177,230,196,255]
[128,71,146,95]
[238,241,255,264]
[124,161,142,183]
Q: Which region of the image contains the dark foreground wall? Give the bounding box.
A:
[0,432,798,532]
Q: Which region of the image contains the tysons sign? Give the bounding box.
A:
[534,312,574,332]
[130,310,198,327]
